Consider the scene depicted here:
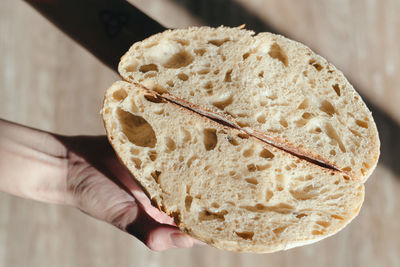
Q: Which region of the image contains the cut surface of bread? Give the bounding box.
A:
[119,26,380,181]
[102,81,364,253]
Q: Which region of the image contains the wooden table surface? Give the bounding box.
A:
[1,0,399,266]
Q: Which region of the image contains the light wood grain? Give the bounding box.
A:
[1,0,399,266]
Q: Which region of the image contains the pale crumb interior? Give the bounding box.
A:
[119,26,379,181]
[103,82,364,253]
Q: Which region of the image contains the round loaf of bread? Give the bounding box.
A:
[102,26,380,252]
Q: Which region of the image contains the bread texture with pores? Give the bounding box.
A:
[102,26,380,253]
[119,26,380,182]
[102,81,364,253]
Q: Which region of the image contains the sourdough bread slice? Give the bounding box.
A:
[118,26,380,182]
[102,81,364,253]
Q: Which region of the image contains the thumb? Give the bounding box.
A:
[110,200,194,251]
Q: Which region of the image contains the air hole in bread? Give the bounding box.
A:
[177,73,189,81]
[245,178,258,185]
[273,226,287,237]
[356,120,368,128]
[208,38,230,47]
[203,128,218,151]
[153,108,164,115]
[331,214,344,220]
[211,202,220,208]
[325,123,346,152]
[242,52,250,60]
[290,189,318,200]
[144,42,158,48]
[294,175,313,182]
[237,133,249,139]
[241,203,294,214]
[224,69,232,82]
[268,43,288,66]
[139,64,158,73]
[151,84,168,94]
[295,213,307,219]
[131,157,142,169]
[112,89,128,101]
[163,50,194,68]
[320,100,336,116]
[198,69,210,75]
[327,194,344,200]
[302,112,313,119]
[295,119,309,127]
[265,190,274,202]
[144,72,157,78]
[175,39,189,46]
[256,114,266,123]
[130,148,140,155]
[362,162,370,170]
[298,98,309,109]
[243,147,254,157]
[117,109,157,148]
[194,48,206,56]
[227,135,239,146]
[185,195,193,211]
[166,80,174,87]
[259,148,274,159]
[332,84,341,96]
[258,71,264,78]
[309,59,323,71]
[330,149,336,156]
[186,155,197,168]
[165,137,176,152]
[212,95,233,110]
[348,128,361,138]
[343,166,352,172]
[280,118,288,127]
[237,121,250,127]
[198,209,227,222]
[235,231,254,240]
[151,170,161,183]
[312,230,324,235]
[148,150,157,161]
[315,127,322,133]
[247,164,257,172]
[144,93,164,103]
[180,128,191,143]
[202,81,214,95]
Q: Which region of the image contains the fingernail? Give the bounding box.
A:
[170,232,192,248]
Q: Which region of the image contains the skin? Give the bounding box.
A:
[0,119,199,251]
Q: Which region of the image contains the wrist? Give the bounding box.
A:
[0,119,73,206]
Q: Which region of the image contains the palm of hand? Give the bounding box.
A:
[62,136,194,251]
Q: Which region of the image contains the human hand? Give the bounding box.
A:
[59,135,197,251]
[0,119,199,251]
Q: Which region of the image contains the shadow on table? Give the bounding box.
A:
[173,0,400,177]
